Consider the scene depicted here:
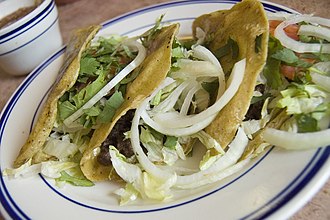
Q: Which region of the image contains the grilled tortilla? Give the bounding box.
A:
[80,24,179,181]
[13,25,101,168]
[192,0,269,149]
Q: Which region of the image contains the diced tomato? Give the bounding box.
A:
[284,24,299,40]
[269,20,282,36]
[269,20,299,40]
[298,56,317,64]
[280,65,296,80]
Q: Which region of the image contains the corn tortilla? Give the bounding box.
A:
[193,0,269,149]
[13,25,101,168]
[80,24,179,181]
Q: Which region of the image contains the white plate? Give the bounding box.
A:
[1,1,329,219]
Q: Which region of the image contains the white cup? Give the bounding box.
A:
[0,0,63,76]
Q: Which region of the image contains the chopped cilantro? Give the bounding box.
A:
[79,57,100,75]
[97,91,124,124]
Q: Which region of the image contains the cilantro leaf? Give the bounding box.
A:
[72,69,107,108]
[97,91,124,124]
[79,57,100,75]
[263,58,282,89]
[271,48,312,68]
[271,48,299,64]
[58,100,77,121]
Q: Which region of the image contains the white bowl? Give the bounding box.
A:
[0,0,63,76]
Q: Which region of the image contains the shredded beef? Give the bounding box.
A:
[245,84,265,120]
[97,110,135,166]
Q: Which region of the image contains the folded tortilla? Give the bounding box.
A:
[192,0,269,149]
[14,25,101,168]
[80,24,179,181]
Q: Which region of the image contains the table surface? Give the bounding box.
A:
[0,0,329,219]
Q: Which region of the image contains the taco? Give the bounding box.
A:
[192,0,269,150]
[13,25,101,168]
[80,23,180,181]
[12,20,179,176]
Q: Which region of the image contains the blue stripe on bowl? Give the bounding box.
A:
[0,0,55,44]
[0,16,59,56]
[0,0,327,219]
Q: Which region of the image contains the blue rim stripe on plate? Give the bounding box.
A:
[0,0,326,219]
[0,0,55,43]
[241,146,330,220]
[0,16,59,56]
[0,48,65,220]
[255,146,330,219]
[101,0,292,29]
[40,147,276,214]
[120,17,196,36]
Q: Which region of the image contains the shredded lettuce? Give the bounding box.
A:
[43,137,79,160]
[109,146,176,204]
[191,130,224,154]
[56,170,94,187]
[114,183,139,205]
[3,160,78,179]
[97,91,124,123]
[277,84,327,115]
[199,150,222,170]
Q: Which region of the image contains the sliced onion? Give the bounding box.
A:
[263,128,330,150]
[150,80,191,115]
[311,73,330,92]
[267,11,294,21]
[180,83,201,115]
[141,110,216,136]
[43,138,78,160]
[175,127,249,188]
[193,45,223,72]
[311,61,330,75]
[274,15,330,53]
[298,25,330,42]
[192,45,226,98]
[152,59,246,129]
[170,60,220,79]
[63,40,147,126]
[176,157,251,189]
[129,79,177,180]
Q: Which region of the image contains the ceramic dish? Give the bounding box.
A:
[0,0,62,76]
[0,1,329,219]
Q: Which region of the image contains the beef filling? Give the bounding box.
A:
[97,109,135,166]
[245,84,265,120]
